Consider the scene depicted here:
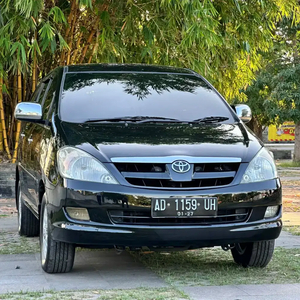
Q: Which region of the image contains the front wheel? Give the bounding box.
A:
[17,182,39,237]
[40,195,75,273]
[231,240,275,268]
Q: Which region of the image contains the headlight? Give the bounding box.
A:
[241,147,277,184]
[57,147,119,184]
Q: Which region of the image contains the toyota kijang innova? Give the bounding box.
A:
[14,64,281,273]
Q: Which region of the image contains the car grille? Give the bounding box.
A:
[108,208,250,226]
[114,162,240,189]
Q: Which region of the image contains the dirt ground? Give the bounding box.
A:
[279,168,300,213]
[0,197,17,216]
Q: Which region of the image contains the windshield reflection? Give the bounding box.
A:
[61,73,234,123]
[63,73,210,100]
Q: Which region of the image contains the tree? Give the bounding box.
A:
[265,65,300,161]
[0,0,298,160]
[239,16,300,161]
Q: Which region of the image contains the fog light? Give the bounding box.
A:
[264,206,279,218]
[66,207,90,221]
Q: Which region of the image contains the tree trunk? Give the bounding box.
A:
[61,0,77,65]
[71,32,83,64]
[253,118,263,141]
[79,30,96,63]
[88,41,98,63]
[32,54,37,92]
[23,74,26,100]
[0,121,3,152]
[12,68,22,163]
[247,116,263,140]
[0,77,11,159]
[8,75,18,148]
[293,122,300,162]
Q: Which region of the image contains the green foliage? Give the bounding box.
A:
[238,12,300,127]
[48,7,66,24]
[265,64,300,124]
[237,70,274,127]
[0,0,71,75]
[0,0,298,95]
[0,0,299,157]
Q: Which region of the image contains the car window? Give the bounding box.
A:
[60,73,235,123]
[32,83,45,103]
[40,80,52,108]
[42,78,57,120]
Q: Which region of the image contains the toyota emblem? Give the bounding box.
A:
[171,160,191,173]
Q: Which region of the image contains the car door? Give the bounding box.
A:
[39,75,58,185]
[20,78,53,213]
[19,82,45,210]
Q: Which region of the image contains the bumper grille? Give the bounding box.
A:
[114,162,240,189]
[126,178,233,188]
[108,208,250,226]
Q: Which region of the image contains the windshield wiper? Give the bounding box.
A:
[84,116,184,124]
[137,117,185,124]
[192,116,229,123]
[85,116,147,123]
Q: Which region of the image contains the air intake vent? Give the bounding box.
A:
[108,208,250,226]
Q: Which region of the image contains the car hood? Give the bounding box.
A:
[60,122,262,163]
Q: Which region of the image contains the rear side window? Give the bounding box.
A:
[43,76,60,120]
[60,73,235,123]
[32,83,45,103]
[40,80,52,108]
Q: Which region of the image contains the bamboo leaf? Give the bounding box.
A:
[48,7,66,23]
[19,43,26,64]
[33,40,41,56]
[50,38,57,53]
[233,0,242,14]
[57,33,69,51]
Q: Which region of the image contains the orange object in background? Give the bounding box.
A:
[268,121,295,141]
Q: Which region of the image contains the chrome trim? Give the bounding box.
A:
[110,213,248,220]
[122,171,235,180]
[14,102,42,121]
[122,172,170,179]
[19,163,37,181]
[193,171,236,179]
[234,104,252,123]
[111,156,242,163]
[172,160,191,173]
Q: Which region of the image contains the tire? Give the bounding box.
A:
[40,194,75,273]
[17,182,39,237]
[231,240,275,268]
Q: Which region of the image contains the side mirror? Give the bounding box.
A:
[14,102,42,122]
[233,104,252,123]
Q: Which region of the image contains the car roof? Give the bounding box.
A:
[64,63,196,75]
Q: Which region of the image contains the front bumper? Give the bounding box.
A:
[47,178,282,248]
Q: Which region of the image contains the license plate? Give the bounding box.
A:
[151,197,218,218]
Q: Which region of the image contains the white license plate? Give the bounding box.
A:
[151,197,218,218]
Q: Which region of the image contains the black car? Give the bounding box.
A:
[14,64,282,273]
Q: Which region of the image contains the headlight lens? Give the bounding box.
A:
[57,147,119,184]
[241,147,277,184]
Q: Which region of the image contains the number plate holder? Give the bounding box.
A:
[151,197,218,218]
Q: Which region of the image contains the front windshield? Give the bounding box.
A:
[60,72,235,123]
